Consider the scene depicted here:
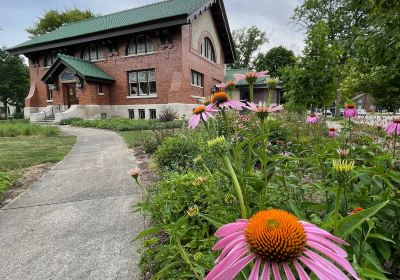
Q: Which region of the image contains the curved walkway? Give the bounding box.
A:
[0,126,142,280]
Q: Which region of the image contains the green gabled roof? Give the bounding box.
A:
[225,68,283,88]
[10,0,210,51]
[226,68,268,87]
[42,54,114,83]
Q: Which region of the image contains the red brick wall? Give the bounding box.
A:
[26,20,225,109]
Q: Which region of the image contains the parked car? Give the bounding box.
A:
[357,109,367,116]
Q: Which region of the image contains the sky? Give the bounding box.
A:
[0,0,305,55]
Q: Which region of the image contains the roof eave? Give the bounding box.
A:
[8,15,188,55]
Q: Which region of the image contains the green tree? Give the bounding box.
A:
[0,48,30,116]
[254,46,296,76]
[26,8,95,37]
[284,21,339,111]
[230,26,268,69]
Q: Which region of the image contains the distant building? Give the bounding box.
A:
[7,0,235,121]
[0,101,16,118]
[226,69,284,104]
[352,93,375,112]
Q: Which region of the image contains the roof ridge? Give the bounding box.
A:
[51,0,175,31]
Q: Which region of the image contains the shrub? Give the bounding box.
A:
[158,107,178,122]
[66,118,185,131]
[142,129,177,154]
[0,172,16,197]
[13,112,24,119]
[155,132,205,172]
[0,122,60,137]
[58,117,83,125]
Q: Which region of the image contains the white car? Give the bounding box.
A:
[357,109,367,116]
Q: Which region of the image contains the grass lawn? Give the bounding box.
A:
[0,135,76,198]
[119,130,154,148]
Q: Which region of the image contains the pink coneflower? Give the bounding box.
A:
[188,104,216,129]
[385,118,400,135]
[306,113,319,124]
[205,209,359,280]
[233,71,268,84]
[216,81,236,91]
[344,104,358,119]
[211,92,246,110]
[245,102,283,120]
[328,127,338,138]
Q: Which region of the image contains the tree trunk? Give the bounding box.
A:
[335,90,341,118]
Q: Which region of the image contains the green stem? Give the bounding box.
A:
[222,154,247,219]
[394,128,397,158]
[334,182,341,236]
[221,109,231,140]
[249,81,254,103]
[202,163,213,178]
[202,118,211,137]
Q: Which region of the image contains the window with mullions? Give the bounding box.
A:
[139,109,145,119]
[82,45,106,61]
[128,70,156,96]
[201,37,216,62]
[128,35,155,55]
[47,85,54,100]
[149,109,157,119]
[45,52,58,67]
[191,70,203,87]
[128,109,135,119]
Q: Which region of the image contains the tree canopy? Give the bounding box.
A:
[254,46,296,77]
[230,26,268,69]
[26,8,95,37]
[283,21,339,111]
[0,48,29,115]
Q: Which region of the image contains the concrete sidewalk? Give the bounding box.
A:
[0,126,143,280]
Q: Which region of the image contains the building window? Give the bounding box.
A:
[98,84,104,95]
[127,35,155,55]
[47,85,54,100]
[128,69,156,96]
[201,37,216,62]
[128,109,135,119]
[191,70,203,87]
[149,109,157,119]
[45,52,58,67]
[139,109,146,119]
[83,45,106,61]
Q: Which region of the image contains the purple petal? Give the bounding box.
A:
[213,230,244,250]
[302,221,348,245]
[215,221,247,238]
[249,257,261,280]
[305,241,359,279]
[205,246,248,280]
[283,263,296,280]
[188,114,201,129]
[307,234,347,257]
[215,238,246,263]
[272,263,281,280]
[293,260,311,280]
[215,254,255,280]
[261,262,270,280]
[299,256,336,280]
[304,249,349,280]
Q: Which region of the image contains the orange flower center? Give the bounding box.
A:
[245,209,306,262]
[393,118,400,124]
[211,92,229,104]
[329,128,336,132]
[346,104,355,109]
[310,114,317,118]
[193,105,206,115]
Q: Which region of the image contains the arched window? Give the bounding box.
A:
[201,37,216,62]
[45,52,58,67]
[127,35,155,55]
[82,45,106,61]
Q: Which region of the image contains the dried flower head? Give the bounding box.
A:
[193,176,208,187]
[224,193,235,205]
[128,167,141,179]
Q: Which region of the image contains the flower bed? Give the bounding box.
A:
[133,76,400,279]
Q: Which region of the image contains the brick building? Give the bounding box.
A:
[8,0,234,121]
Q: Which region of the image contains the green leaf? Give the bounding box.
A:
[359,268,388,280]
[133,226,161,241]
[364,250,388,273]
[368,233,396,244]
[199,213,230,228]
[289,200,307,220]
[155,261,184,279]
[337,201,388,238]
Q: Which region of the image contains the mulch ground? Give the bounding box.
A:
[0,164,54,208]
